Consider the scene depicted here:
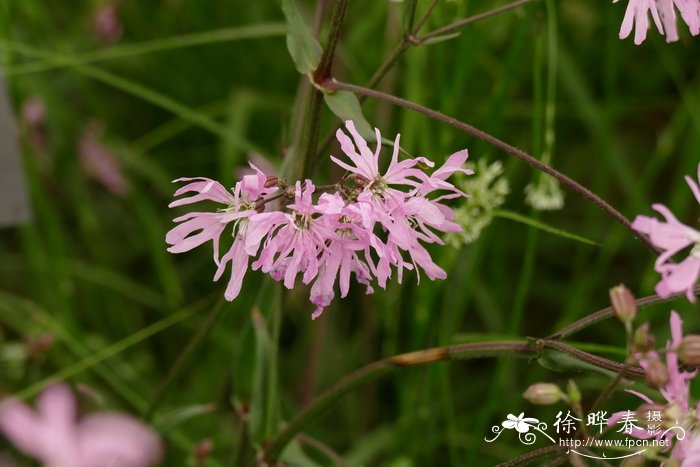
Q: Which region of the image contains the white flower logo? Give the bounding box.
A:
[502,413,539,433]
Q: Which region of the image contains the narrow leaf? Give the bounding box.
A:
[154,404,217,434]
[324,90,375,141]
[281,0,322,74]
[538,350,614,377]
[420,32,462,46]
[493,209,599,246]
[249,307,273,446]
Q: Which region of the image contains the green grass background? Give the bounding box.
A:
[0,0,699,465]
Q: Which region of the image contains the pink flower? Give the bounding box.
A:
[166,122,471,318]
[632,164,700,302]
[250,181,334,291]
[331,120,431,210]
[610,311,695,460]
[78,121,129,197]
[309,193,377,319]
[615,0,700,44]
[330,121,471,284]
[166,164,277,301]
[93,3,123,44]
[0,384,162,467]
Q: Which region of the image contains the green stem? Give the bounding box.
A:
[312,0,349,85]
[405,0,419,33]
[411,0,440,34]
[295,0,349,179]
[262,340,642,461]
[298,89,324,179]
[144,298,228,419]
[324,79,658,254]
[3,23,286,76]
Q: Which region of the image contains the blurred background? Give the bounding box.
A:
[0,0,699,465]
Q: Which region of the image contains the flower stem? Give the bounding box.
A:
[261,340,642,461]
[295,0,349,180]
[323,79,657,253]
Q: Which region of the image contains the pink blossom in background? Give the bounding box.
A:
[78,122,129,197]
[615,0,700,44]
[20,97,45,128]
[0,384,162,467]
[19,96,48,156]
[166,120,471,319]
[632,163,700,302]
[93,2,123,44]
[609,311,696,461]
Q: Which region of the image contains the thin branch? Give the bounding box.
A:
[412,0,440,34]
[405,0,420,34]
[419,0,540,41]
[546,284,700,341]
[261,340,642,461]
[323,79,657,253]
[495,444,565,467]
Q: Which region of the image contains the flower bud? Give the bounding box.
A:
[679,335,700,366]
[25,333,54,358]
[610,284,637,323]
[633,323,656,353]
[522,383,562,405]
[644,359,669,388]
[567,380,582,405]
[195,439,214,463]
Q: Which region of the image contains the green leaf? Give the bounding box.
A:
[249,308,273,446]
[4,23,287,76]
[281,0,322,74]
[420,32,462,46]
[324,90,375,141]
[493,209,599,246]
[154,404,217,434]
[280,438,324,467]
[537,350,614,377]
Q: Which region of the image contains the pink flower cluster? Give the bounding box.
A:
[0,384,162,466]
[166,121,472,319]
[614,0,700,44]
[632,163,700,302]
[609,312,697,462]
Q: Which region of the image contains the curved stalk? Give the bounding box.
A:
[323,79,657,254]
[261,340,642,461]
[546,284,700,341]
